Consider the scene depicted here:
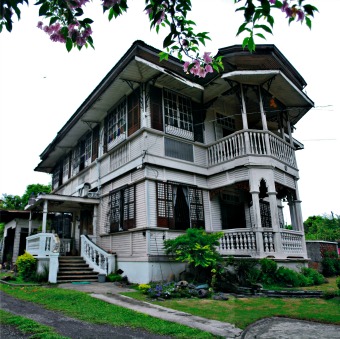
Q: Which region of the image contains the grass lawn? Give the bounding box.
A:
[0,284,219,338]
[122,277,340,329]
[0,309,69,339]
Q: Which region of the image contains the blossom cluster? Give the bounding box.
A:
[38,21,92,47]
[269,0,305,21]
[145,1,167,25]
[183,52,214,78]
[102,0,121,9]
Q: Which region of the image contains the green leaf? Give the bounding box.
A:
[236,22,249,36]
[305,16,312,29]
[82,18,94,24]
[255,32,266,40]
[159,51,169,61]
[66,38,73,52]
[163,32,174,48]
[38,2,50,16]
[253,24,272,34]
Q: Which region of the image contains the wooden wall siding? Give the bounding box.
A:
[210,197,222,231]
[99,195,110,234]
[195,175,208,188]
[135,182,147,228]
[147,180,158,227]
[274,170,296,189]
[130,135,144,159]
[207,173,228,188]
[194,144,207,166]
[148,230,184,255]
[145,133,163,157]
[131,168,144,182]
[111,233,133,256]
[110,143,130,171]
[131,232,147,255]
[100,156,111,178]
[203,190,213,231]
[145,166,160,180]
[165,169,195,185]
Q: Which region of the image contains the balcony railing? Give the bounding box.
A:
[208,130,296,167]
[218,228,305,258]
[26,233,60,256]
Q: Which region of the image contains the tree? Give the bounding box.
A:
[304,213,340,242]
[0,183,51,210]
[0,0,318,77]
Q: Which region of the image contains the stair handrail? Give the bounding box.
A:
[80,235,116,275]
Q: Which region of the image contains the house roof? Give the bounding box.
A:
[25,193,100,213]
[35,40,314,174]
[0,209,30,223]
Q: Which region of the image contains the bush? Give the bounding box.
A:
[275,266,306,287]
[138,284,151,294]
[336,276,340,290]
[259,258,277,284]
[300,267,325,285]
[107,273,123,282]
[16,251,37,281]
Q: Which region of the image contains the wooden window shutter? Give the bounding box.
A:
[91,125,100,162]
[67,152,72,179]
[150,85,164,131]
[127,88,140,136]
[191,101,205,143]
[123,185,136,230]
[189,188,205,228]
[156,182,174,228]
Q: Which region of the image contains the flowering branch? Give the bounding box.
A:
[0,0,318,75]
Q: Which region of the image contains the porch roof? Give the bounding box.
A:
[25,193,100,213]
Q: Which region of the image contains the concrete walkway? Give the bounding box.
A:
[59,282,242,338]
[59,282,340,339]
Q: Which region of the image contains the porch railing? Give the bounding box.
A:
[218,228,305,258]
[81,235,116,275]
[26,233,60,256]
[208,130,296,167]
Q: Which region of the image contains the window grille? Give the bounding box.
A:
[164,89,193,140]
[260,200,272,228]
[107,100,127,146]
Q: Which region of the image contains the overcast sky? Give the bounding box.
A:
[0,0,339,221]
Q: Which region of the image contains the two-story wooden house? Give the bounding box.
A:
[26,40,314,283]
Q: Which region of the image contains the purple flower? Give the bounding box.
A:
[183,61,190,72]
[205,64,213,73]
[77,36,86,46]
[269,0,276,4]
[297,9,305,21]
[198,67,207,78]
[157,11,165,24]
[83,27,93,38]
[37,21,43,29]
[203,52,212,64]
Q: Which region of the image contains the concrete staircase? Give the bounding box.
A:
[57,256,100,283]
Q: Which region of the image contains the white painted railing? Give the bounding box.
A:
[280,230,304,253]
[81,235,116,275]
[208,130,296,167]
[26,233,60,256]
[219,229,257,256]
[26,233,60,283]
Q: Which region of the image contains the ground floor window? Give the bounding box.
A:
[107,185,135,232]
[156,182,205,230]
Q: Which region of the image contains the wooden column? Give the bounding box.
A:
[258,86,271,155]
[42,200,48,233]
[240,84,251,154]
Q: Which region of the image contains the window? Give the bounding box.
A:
[107,185,135,233]
[72,145,80,176]
[164,89,193,140]
[63,153,71,180]
[52,162,62,189]
[216,113,235,137]
[156,182,205,230]
[107,100,127,150]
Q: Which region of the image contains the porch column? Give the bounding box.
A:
[250,189,265,256]
[92,205,98,243]
[288,200,297,230]
[240,84,251,154]
[286,113,294,147]
[268,191,283,254]
[42,200,48,233]
[258,87,271,155]
[28,211,32,235]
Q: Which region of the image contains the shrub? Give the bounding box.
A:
[300,267,325,285]
[336,276,340,290]
[138,284,151,294]
[259,258,277,284]
[107,272,123,282]
[275,266,305,287]
[16,251,37,281]
[233,259,259,286]
[164,228,223,283]
[321,258,337,277]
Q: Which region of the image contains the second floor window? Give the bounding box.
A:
[107,99,127,149]
[163,89,194,140]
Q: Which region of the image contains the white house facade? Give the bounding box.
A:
[25,41,314,283]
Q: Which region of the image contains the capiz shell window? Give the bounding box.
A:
[107,99,127,150]
[163,89,194,140]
